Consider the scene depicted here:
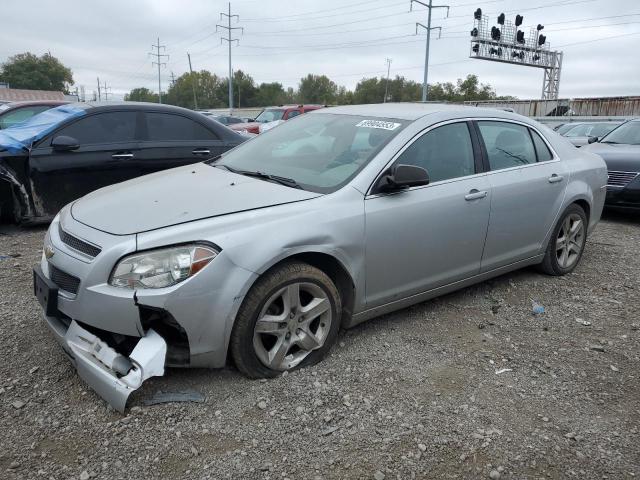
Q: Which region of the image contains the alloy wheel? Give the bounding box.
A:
[555,213,585,269]
[253,282,332,371]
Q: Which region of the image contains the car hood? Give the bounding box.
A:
[582,143,640,171]
[71,162,321,235]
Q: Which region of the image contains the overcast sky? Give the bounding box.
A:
[1,0,638,101]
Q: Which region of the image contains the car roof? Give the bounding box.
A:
[2,100,68,109]
[311,102,527,121]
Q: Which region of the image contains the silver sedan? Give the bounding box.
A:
[34,103,607,411]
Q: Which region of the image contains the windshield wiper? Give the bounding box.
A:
[495,147,529,165]
[204,154,223,165]
[600,140,619,144]
[214,164,302,189]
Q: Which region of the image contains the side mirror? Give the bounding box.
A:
[587,136,599,144]
[51,135,80,152]
[377,164,430,193]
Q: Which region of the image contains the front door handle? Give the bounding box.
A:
[548,174,564,183]
[192,149,211,155]
[465,189,488,201]
[111,153,133,160]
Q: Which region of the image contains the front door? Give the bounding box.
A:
[474,120,569,271]
[29,111,142,215]
[365,121,491,308]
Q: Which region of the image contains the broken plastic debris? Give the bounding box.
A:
[143,390,205,406]
[531,300,545,315]
[495,368,513,375]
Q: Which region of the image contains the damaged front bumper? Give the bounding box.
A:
[43,313,167,412]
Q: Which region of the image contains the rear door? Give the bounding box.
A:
[137,112,228,176]
[29,111,142,214]
[364,121,491,307]
[475,120,568,271]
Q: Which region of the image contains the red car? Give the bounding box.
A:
[0,101,68,130]
[229,104,324,134]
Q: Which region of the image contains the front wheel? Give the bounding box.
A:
[538,204,588,276]
[230,261,342,378]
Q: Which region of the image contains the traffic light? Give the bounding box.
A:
[474,8,482,20]
[471,27,478,37]
[497,13,505,25]
[538,34,546,46]
[472,43,480,53]
[537,24,544,31]
[515,15,523,27]
[491,26,501,41]
[489,47,502,56]
[516,30,525,44]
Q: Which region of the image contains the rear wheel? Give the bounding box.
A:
[539,204,587,276]
[230,261,342,378]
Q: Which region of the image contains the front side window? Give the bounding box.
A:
[145,113,218,141]
[478,121,537,170]
[57,112,137,145]
[395,122,476,183]
[214,113,408,193]
[286,110,302,119]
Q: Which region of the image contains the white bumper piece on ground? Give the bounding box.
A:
[64,320,167,412]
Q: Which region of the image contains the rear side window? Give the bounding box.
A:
[478,121,537,170]
[145,113,218,141]
[57,112,137,144]
[530,129,553,162]
[395,122,476,183]
[286,110,302,119]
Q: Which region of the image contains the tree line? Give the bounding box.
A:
[126,70,514,108]
[0,52,514,108]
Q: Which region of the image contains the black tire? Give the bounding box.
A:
[538,204,588,276]
[230,261,342,378]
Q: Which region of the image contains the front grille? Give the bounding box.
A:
[49,264,80,294]
[58,224,101,257]
[607,170,639,188]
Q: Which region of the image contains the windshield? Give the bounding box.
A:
[212,113,408,193]
[255,109,285,123]
[0,104,86,151]
[600,121,640,145]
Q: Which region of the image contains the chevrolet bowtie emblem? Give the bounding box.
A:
[44,245,55,259]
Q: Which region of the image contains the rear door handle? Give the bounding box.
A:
[548,174,564,183]
[111,153,133,159]
[465,189,488,201]
[192,149,211,155]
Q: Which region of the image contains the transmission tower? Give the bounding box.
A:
[411,0,449,102]
[384,58,393,103]
[217,2,243,113]
[149,37,168,103]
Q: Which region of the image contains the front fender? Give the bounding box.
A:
[0,160,33,220]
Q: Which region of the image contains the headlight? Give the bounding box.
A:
[109,244,218,289]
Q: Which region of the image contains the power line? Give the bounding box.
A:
[217,2,243,112]
[149,37,168,103]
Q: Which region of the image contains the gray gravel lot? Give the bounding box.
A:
[1,212,639,480]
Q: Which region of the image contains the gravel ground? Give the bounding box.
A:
[1,211,639,480]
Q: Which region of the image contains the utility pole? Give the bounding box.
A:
[149,37,168,103]
[96,77,101,101]
[187,53,198,110]
[217,2,243,114]
[102,81,111,101]
[170,71,176,87]
[384,58,392,103]
[411,0,449,102]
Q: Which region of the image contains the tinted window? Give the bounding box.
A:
[227,117,243,124]
[286,110,302,119]
[478,121,536,170]
[146,113,218,141]
[0,106,52,129]
[530,129,553,162]
[58,112,137,144]
[396,122,476,183]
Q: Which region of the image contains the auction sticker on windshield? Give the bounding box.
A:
[355,120,401,130]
